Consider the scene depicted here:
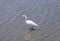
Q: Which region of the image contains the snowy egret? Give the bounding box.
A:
[22,15,38,30]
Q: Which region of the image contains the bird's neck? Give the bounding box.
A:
[24,16,28,21]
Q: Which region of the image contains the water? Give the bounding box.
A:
[0,0,60,41]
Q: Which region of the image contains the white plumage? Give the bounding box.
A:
[22,15,38,26]
[26,20,38,26]
[22,15,38,30]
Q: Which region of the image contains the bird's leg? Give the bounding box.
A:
[30,26,35,30]
[31,26,34,30]
[29,26,33,30]
[31,26,37,30]
[29,25,36,31]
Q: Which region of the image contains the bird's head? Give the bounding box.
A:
[22,15,28,20]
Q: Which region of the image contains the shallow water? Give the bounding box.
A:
[0,0,60,41]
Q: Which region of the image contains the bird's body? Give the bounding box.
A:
[26,20,38,26]
[22,15,38,30]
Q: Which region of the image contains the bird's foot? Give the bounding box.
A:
[29,27,36,31]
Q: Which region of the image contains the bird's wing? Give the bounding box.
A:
[26,20,38,26]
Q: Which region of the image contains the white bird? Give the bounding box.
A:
[22,15,38,30]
